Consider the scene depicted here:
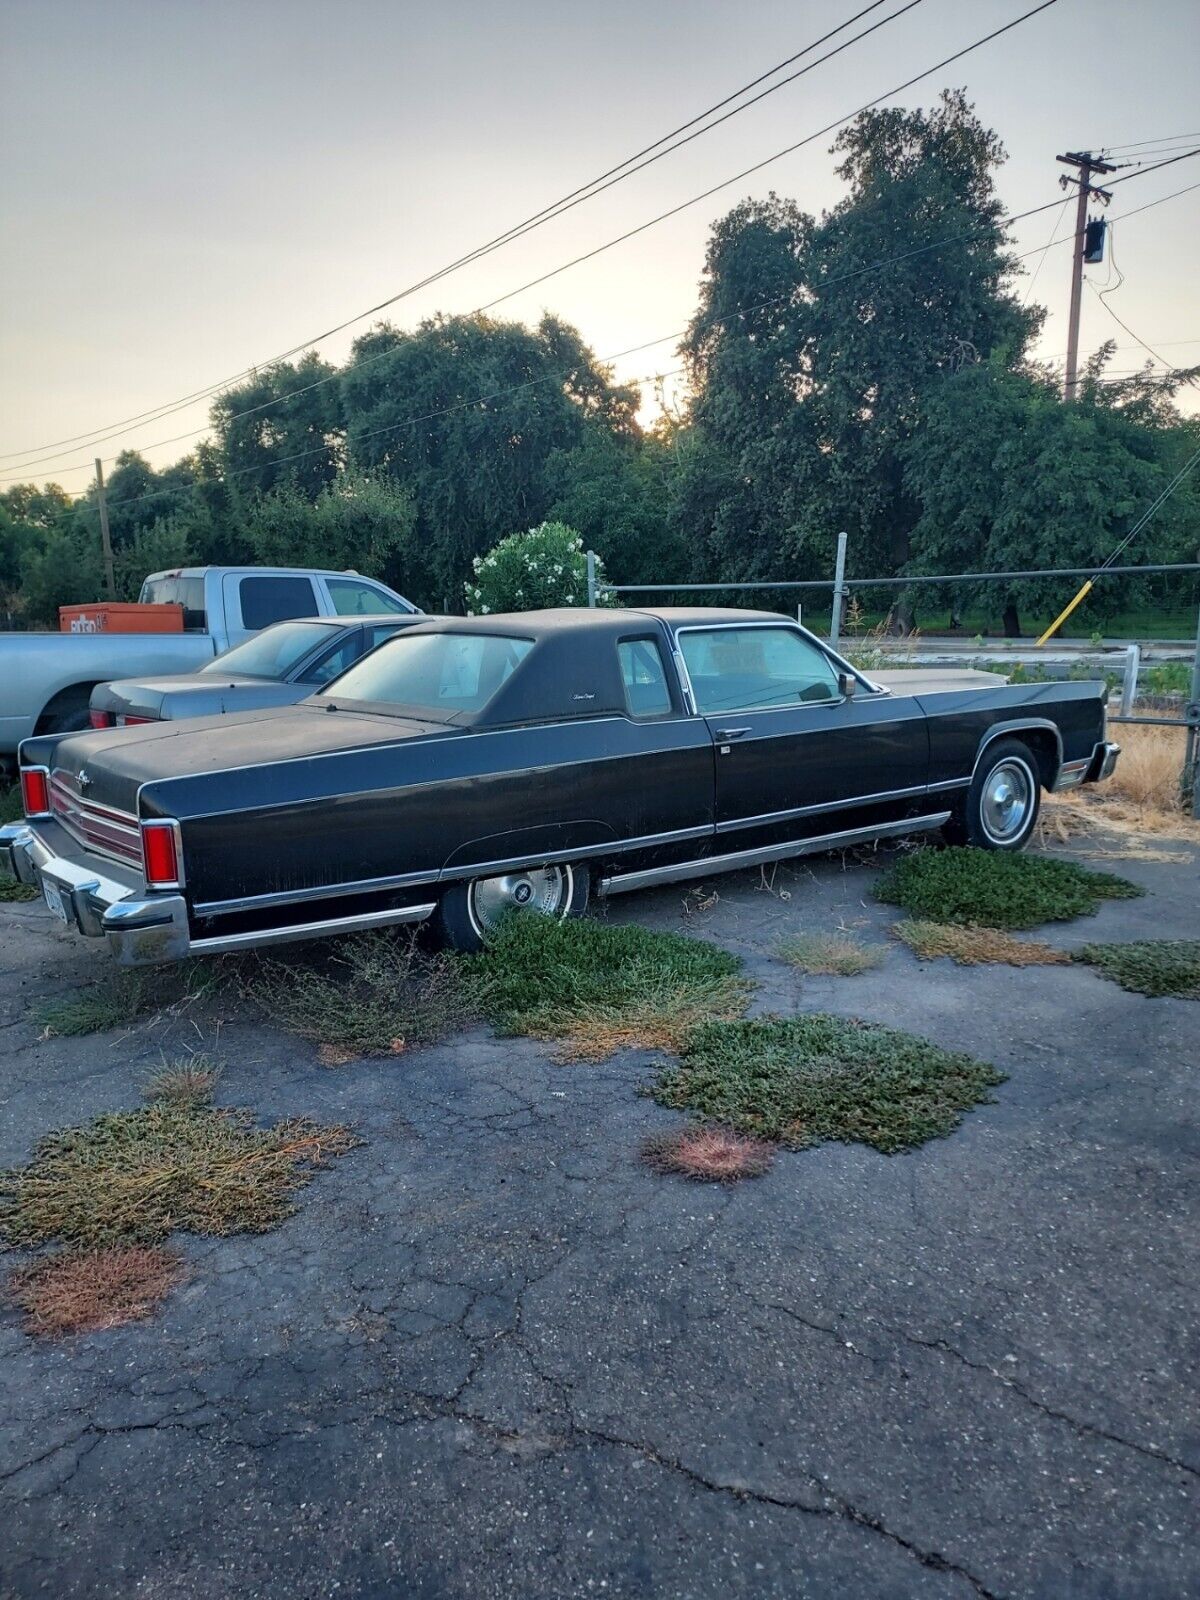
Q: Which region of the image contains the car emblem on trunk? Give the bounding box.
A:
[77,769,91,790]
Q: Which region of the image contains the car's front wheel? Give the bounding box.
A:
[436,862,591,953]
[944,737,1041,851]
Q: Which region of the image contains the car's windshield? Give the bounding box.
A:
[325,631,533,718]
[200,621,344,680]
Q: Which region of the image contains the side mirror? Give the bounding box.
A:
[838,672,856,699]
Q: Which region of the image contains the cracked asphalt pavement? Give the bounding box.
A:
[1,836,1197,1599]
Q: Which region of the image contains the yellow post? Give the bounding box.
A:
[1035,579,1094,646]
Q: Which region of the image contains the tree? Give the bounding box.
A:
[901,360,1200,633]
[681,92,1043,608]
[245,472,416,590]
[341,313,638,604]
[544,431,684,586]
[210,355,345,504]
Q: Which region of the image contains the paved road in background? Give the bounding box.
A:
[2,838,1197,1599]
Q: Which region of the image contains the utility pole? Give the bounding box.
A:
[1057,150,1116,400]
[94,458,116,600]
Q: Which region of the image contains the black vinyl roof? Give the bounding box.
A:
[396,605,787,639]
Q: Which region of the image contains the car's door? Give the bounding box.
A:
[674,623,929,835]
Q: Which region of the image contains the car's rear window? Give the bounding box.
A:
[326,632,533,718]
[139,575,206,629]
[200,621,343,680]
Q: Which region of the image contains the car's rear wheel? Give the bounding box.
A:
[436,862,590,953]
[944,737,1041,851]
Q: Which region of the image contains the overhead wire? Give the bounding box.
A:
[28,160,1200,530]
[3,0,1075,485]
[0,0,920,466]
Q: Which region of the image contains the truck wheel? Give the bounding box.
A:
[436,863,590,953]
[944,738,1041,851]
[37,688,94,736]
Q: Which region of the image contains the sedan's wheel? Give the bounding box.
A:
[436,862,590,953]
[944,737,1041,851]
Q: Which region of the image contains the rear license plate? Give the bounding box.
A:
[42,879,71,926]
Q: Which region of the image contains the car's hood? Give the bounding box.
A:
[32,703,450,814]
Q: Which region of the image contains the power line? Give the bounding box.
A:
[1020,196,1072,305]
[1100,132,1200,153]
[29,161,1199,531]
[0,0,920,467]
[1100,443,1200,569]
[2,0,1069,485]
[1086,278,1200,389]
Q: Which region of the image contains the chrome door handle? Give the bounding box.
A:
[715,726,751,740]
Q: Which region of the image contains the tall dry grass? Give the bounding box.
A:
[1043,722,1200,847]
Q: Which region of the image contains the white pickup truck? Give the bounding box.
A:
[0,565,419,761]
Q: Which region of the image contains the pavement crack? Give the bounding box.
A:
[878,1323,1199,1481]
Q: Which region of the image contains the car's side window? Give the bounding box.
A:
[326,578,408,616]
[679,627,841,714]
[238,576,318,630]
[617,638,673,719]
[302,633,364,685]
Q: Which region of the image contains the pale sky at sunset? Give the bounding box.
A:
[2,0,1197,495]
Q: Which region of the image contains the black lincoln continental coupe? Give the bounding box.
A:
[1,607,1118,964]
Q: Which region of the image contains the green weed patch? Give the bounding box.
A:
[876,846,1141,929]
[652,1014,1004,1154]
[466,914,748,1059]
[1074,940,1200,999]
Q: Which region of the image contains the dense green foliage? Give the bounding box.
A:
[875,846,1142,928]
[653,1013,1005,1152]
[465,913,747,1057]
[1075,940,1200,998]
[4,91,1195,628]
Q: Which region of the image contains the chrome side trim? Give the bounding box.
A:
[194,867,441,916]
[927,777,972,794]
[599,812,951,897]
[715,782,936,834]
[189,901,437,956]
[192,822,715,917]
[973,719,1063,783]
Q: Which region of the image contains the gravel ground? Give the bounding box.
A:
[1,834,1197,1600]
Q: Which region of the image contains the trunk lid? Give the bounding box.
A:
[38,703,448,817]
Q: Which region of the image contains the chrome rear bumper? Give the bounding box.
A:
[0,820,435,966]
[1053,739,1120,792]
[1,819,191,964]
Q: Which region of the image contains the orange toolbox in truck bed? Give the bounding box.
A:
[59,603,185,635]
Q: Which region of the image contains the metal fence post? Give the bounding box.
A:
[1187,601,1200,818]
[1120,643,1140,718]
[829,531,848,647]
[586,551,597,608]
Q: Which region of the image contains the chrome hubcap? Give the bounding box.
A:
[981,760,1032,843]
[468,865,570,937]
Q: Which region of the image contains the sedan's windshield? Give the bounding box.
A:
[200,621,344,681]
[325,631,533,718]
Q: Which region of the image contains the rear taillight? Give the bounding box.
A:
[20,766,51,818]
[141,820,184,889]
[89,710,112,729]
[119,714,154,726]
